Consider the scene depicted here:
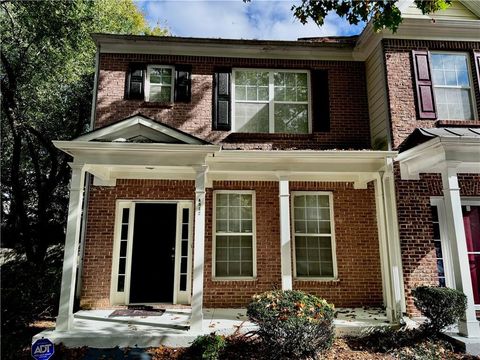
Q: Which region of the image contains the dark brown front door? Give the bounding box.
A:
[129,203,177,304]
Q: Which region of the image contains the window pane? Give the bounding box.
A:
[117,275,125,292]
[150,67,172,84]
[216,262,228,277]
[274,105,308,133]
[241,262,253,276]
[120,241,127,257]
[122,208,130,223]
[180,274,187,291]
[150,86,171,102]
[235,103,269,133]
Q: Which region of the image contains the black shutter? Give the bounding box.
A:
[212,68,232,131]
[311,69,330,132]
[412,50,437,119]
[174,65,192,102]
[125,63,146,100]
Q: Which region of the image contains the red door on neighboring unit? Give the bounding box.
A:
[463,205,480,306]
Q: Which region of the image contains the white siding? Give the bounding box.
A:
[366,43,391,150]
[402,1,479,20]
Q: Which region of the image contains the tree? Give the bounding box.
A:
[290,0,452,33]
[0,0,168,264]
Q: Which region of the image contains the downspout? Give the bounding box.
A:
[75,43,100,303]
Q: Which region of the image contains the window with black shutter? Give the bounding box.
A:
[412,50,476,120]
[126,63,192,104]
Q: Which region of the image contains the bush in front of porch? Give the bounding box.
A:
[246,290,335,359]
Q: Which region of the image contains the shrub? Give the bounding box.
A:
[190,333,226,360]
[247,290,335,359]
[412,286,467,334]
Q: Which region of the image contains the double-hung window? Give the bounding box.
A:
[431,53,475,120]
[232,69,310,134]
[292,192,336,278]
[214,191,255,278]
[146,65,174,102]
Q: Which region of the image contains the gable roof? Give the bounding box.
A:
[75,115,209,145]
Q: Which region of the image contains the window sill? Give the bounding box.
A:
[140,101,174,108]
[435,120,480,127]
[211,277,257,282]
[294,277,339,283]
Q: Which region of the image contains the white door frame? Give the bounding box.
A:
[110,200,193,305]
[431,196,480,310]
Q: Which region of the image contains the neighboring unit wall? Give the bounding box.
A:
[365,42,390,150]
[383,39,480,149]
[96,54,371,150]
[80,179,383,309]
[384,38,480,315]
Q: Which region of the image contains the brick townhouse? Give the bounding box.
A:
[51,0,480,347]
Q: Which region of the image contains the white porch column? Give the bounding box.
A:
[383,170,406,320]
[279,179,293,290]
[441,167,480,338]
[374,175,395,321]
[191,165,208,332]
[56,164,86,331]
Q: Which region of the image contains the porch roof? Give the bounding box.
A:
[53,139,397,187]
[396,127,480,180]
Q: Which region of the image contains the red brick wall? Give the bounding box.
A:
[81,179,383,309]
[384,39,480,315]
[95,54,371,150]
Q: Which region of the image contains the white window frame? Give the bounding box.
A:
[291,191,338,281]
[430,197,480,309]
[145,65,175,103]
[430,51,477,121]
[212,190,257,280]
[231,68,312,134]
[110,200,193,305]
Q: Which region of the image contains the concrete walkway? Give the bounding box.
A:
[33,307,390,348]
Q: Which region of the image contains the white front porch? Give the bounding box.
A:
[50,115,405,340]
[33,307,390,348]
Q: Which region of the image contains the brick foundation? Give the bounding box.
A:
[80,179,383,309]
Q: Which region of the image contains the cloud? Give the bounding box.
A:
[134,0,364,40]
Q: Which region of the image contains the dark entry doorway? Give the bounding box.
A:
[129,203,177,304]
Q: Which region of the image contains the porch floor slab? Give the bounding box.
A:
[33,307,391,348]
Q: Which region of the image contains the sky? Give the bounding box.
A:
[134,0,365,41]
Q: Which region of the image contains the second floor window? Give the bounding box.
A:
[232,69,310,134]
[431,53,474,120]
[146,65,174,102]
